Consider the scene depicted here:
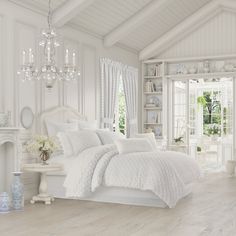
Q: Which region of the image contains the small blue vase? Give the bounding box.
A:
[0,192,10,213]
[11,172,24,211]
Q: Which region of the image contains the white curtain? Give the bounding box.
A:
[122,66,138,137]
[100,58,122,130]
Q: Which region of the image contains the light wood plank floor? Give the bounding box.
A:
[1,173,236,236]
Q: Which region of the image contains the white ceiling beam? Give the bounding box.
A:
[139,0,222,60]
[104,0,172,47]
[52,0,96,27]
[221,0,236,10]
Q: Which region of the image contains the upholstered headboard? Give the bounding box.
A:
[39,106,87,134]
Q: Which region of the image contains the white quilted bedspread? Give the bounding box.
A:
[64,145,201,208]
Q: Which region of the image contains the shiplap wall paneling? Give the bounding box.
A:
[160,11,236,59]
[15,22,37,128]
[43,82,60,110]
[63,39,80,111]
[82,44,97,121]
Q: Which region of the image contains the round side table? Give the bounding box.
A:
[23,163,63,205]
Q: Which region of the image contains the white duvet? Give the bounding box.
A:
[64,144,201,208]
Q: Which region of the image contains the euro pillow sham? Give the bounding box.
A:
[96,130,125,145]
[66,130,102,155]
[135,132,157,150]
[115,138,156,154]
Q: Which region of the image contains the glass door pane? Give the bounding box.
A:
[172,80,188,152]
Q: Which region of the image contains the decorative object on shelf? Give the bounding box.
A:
[224,63,234,72]
[0,192,10,213]
[0,111,11,127]
[176,64,188,74]
[154,127,162,137]
[11,172,24,211]
[154,64,161,76]
[26,135,59,165]
[20,107,34,129]
[147,111,157,123]
[173,136,184,145]
[226,160,236,177]
[147,96,160,107]
[144,80,154,92]
[17,0,80,90]
[203,60,210,73]
[156,84,162,93]
[188,66,197,74]
[145,127,153,133]
[147,64,155,76]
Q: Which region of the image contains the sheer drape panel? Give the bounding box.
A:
[100,58,121,130]
[122,66,138,137]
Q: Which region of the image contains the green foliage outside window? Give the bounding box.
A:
[197,91,226,136]
[118,81,126,134]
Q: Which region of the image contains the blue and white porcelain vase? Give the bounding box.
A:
[11,172,24,211]
[0,192,10,213]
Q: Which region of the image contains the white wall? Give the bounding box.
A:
[0,1,139,199]
[159,10,236,59]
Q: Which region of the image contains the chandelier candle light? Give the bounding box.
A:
[18,0,80,89]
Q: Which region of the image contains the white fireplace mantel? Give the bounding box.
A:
[0,127,23,172]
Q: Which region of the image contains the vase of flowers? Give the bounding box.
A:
[26,135,58,165]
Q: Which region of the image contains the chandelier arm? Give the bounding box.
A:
[48,0,52,30]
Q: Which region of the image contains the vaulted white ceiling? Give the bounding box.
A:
[9,0,236,60]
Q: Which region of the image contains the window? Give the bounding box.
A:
[113,77,126,135]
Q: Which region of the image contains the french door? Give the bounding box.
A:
[168,77,234,165]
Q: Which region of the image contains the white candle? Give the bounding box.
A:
[65,49,69,64]
[31,53,34,63]
[47,47,51,63]
[72,52,76,66]
[29,48,32,63]
[22,51,26,65]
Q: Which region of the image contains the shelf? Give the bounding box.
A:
[144,76,162,79]
[144,107,162,110]
[144,92,162,95]
[144,123,162,125]
[165,71,236,79]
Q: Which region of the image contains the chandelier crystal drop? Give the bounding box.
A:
[18,0,80,89]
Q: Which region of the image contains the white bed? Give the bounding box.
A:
[40,106,199,208]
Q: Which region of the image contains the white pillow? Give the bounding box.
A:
[57,132,73,157]
[45,120,77,136]
[66,130,101,155]
[115,138,155,154]
[69,119,98,130]
[135,133,157,150]
[96,130,125,145]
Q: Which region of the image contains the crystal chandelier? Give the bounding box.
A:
[18,0,79,89]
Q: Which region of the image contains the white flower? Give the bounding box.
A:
[26,135,59,155]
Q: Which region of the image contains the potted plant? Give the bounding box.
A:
[173,136,184,145]
[26,135,59,165]
[207,124,221,141]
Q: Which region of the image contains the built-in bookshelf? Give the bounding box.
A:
[142,62,164,140]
